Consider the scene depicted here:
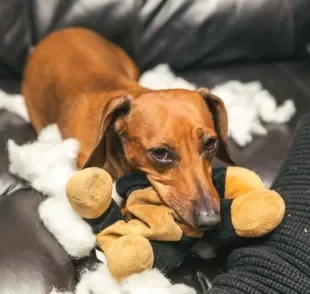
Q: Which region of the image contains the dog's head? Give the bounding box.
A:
[84,88,234,230]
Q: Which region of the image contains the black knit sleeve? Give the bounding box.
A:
[208,112,310,294]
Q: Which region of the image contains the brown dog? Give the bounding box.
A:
[22,27,234,230]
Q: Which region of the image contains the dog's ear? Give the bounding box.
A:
[83,94,132,172]
[196,87,235,165]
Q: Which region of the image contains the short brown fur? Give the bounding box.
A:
[22,27,234,229]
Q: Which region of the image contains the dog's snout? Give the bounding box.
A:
[193,209,221,230]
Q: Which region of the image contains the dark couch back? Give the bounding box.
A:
[1,0,310,78]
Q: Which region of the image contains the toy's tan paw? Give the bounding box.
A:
[231,189,285,237]
[66,167,113,219]
[106,235,154,281]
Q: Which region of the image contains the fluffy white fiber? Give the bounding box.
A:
[7,124,97,258]
[51,264,195,294]
[140,64,296,147]
[211,80,296,146]
[0,89,29,122]
[140,64,196,91]
[0,64,296,293]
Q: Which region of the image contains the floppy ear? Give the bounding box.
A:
[82,94,132,172]
[196,87,235,165]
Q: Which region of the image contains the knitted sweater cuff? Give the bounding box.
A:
[208,111,310,293]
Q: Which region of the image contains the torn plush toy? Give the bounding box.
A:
[65,166,285,281]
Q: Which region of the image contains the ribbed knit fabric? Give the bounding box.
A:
[208,112,310,294]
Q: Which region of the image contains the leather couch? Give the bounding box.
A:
[0,0,310,293]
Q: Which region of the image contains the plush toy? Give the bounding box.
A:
[66,167,285,281]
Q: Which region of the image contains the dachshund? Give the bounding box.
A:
[22,27,234,231]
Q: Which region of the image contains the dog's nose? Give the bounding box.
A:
[193,210,221,230]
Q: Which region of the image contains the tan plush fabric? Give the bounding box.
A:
[96,186,203,280]
[95,186,190,281]
[231,189,285,237]
[225,166,265,200]
[224,167,285,238]
[176,223,203,238]
[106,235,154,281]
[66,167,113,219]
[97,187,184,253]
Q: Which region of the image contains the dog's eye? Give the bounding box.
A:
[204,137,218,153]
[150,148,172,163]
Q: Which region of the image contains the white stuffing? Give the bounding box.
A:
[51,264,195,294]
[211,80,296,146]
[7,124,96,258]
[0,89,29,122]
[121,269,196,294]
[73,264,121,294]
[139,64,296,147]
[139,64,196,91]
[38,197,96,257]
[50,290,72,294]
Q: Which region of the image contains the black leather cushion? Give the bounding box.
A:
[135,0,310,71]
[0,1,30,77]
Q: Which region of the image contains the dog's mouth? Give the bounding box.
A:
[173,216,204,238]
[145,174,218,237]
[150,188,203,236]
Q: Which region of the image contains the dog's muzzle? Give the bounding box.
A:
[193,210,220,230]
